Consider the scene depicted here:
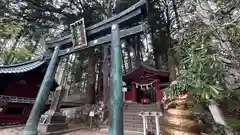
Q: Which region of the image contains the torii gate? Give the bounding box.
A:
[19,0,148,135]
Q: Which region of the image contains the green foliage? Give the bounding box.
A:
[168,23,229,101]
[228,119,240,131]
[3,45,34,64]
[223,90,240,113]
[225,22,240,59]
[0,22,22,38]
[166,0,240,102]
[0,0,106,39]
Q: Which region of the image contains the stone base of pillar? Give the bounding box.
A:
[38,113,68,134]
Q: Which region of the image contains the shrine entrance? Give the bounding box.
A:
[136,83,156,104]
[123,63,169,103]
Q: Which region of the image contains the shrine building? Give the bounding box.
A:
[123,63,169,104]
[0,58,58,125]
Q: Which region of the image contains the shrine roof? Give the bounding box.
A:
[0,57,45,74]
[123,62,169,83]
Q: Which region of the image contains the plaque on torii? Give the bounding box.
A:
[70,18,87,49]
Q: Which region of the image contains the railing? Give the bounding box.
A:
[0,95,51,105]
[0,94,84,106]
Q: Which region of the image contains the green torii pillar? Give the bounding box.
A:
[20,45,61,135]
[108,24,123,135]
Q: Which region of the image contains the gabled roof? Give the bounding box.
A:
[0,58,58,91]
[0,57,45,74]
[123,62,169,83]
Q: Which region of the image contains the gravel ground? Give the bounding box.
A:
[62,130,107,135]
[62,131,142,135]
[0,126,24,135]
[0,126,142,135]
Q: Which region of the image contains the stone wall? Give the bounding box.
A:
[60,103,107,124]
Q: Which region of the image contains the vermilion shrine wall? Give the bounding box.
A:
[124,80,163,102]
[1,67,44,98]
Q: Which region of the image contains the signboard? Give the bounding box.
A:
[89,111,95,117]
[122,87,127,92]
[70,18,87,49]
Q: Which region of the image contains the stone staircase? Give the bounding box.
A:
[123,103,163,133]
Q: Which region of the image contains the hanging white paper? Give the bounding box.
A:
[122,87,127,92]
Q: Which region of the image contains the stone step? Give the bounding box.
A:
[124,118,163,125]
[124,118,159,125]
[124,126,144,132]
[125,106,158,109]
[124,124,163,133]
[124,110,160,114]
[124,109,161,115]
[100,128,143,135]
[124,123,158,129]
[124,115,158,121]
[125,107,160,111]
[123,114,141,120]
[124,112,139,116]
[125,106,156,109]
[123,103,163,133]
[125,104,158,107]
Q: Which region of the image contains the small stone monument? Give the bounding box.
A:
[38,86,68,134]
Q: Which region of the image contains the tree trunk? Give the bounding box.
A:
[102,0,113,105]
[103,45,110,105]
[86,48,97,104]
[31,39,40,54]
[121,45,127,74]
[172,0,180,30]
[150,30,161,69]
[126,39,132,71]
[134,35,141,66]
[165,0,178,81]
[107,0,112,17]
[140,45,143,61]
[96,50,103,96]
[153,48,160,69]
